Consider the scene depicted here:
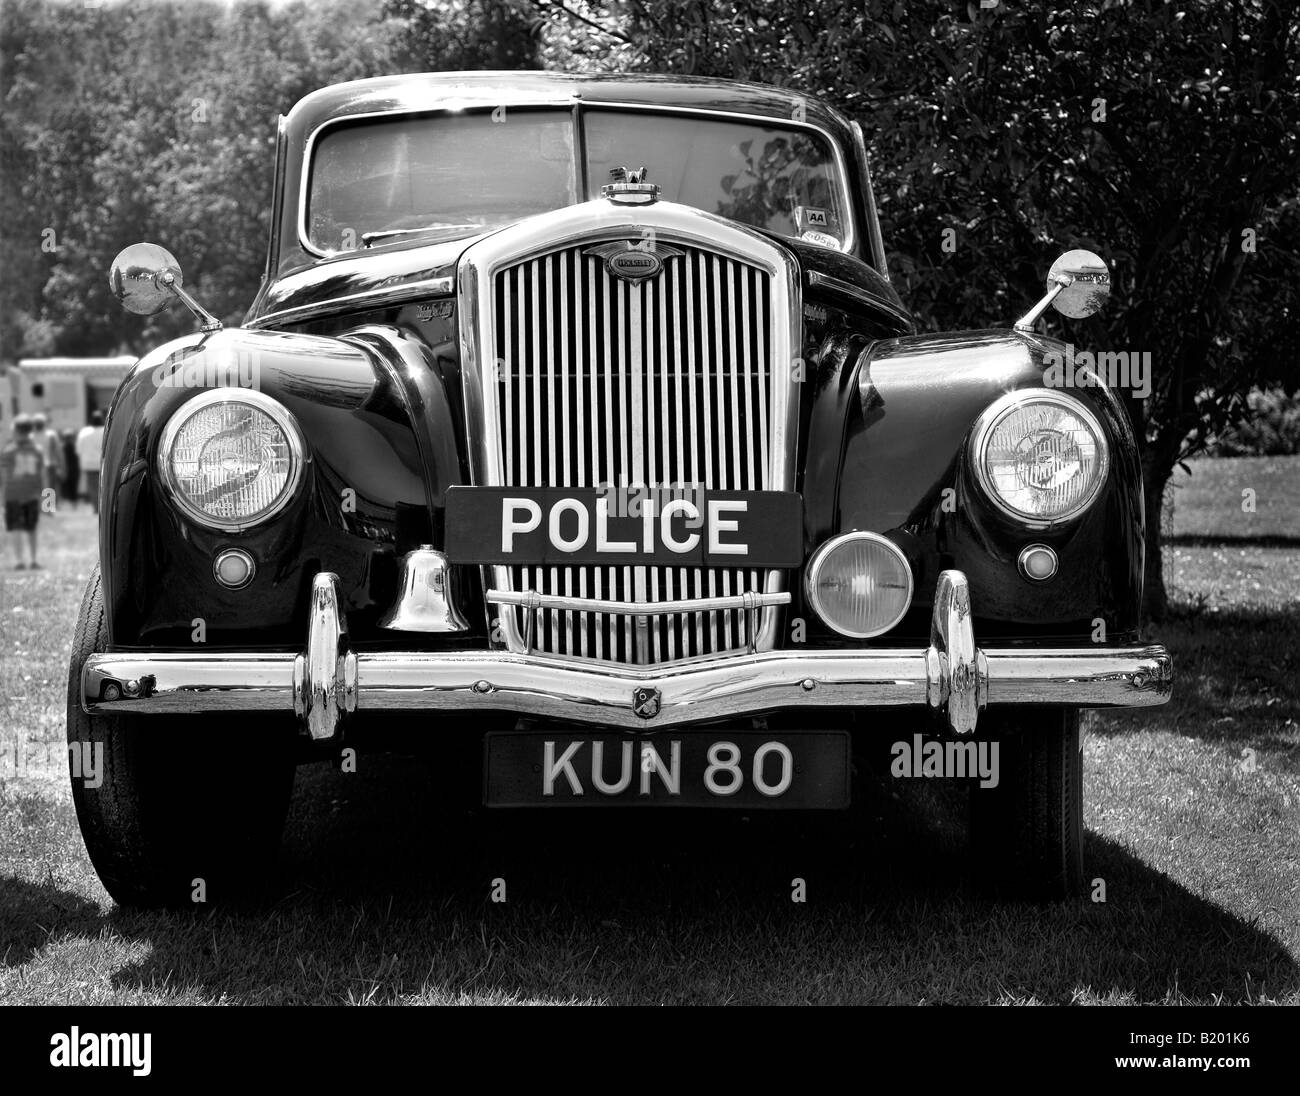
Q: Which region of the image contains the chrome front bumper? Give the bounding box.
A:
[81,570,1172,740]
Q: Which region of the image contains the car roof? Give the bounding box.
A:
[282,70,857,146]
[255,70,885,312]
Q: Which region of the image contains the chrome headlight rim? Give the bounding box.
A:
[969,389,1110,528]
[804,531,915,640]
[157,388,307,533]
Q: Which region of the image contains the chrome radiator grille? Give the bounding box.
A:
[481,239,789,665]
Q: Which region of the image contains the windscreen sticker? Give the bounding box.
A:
[800,229,842,249]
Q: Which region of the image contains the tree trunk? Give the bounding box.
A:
[1141,465,1171,626]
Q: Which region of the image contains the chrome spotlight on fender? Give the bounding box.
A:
[379,546,470,632]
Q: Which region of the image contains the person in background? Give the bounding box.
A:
[1,414,47,570]
[32,412,65,503]
[77,410,105,514]
[61,428,80,508]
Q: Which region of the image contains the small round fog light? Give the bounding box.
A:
[805,532,914,639]
[1018,543,1058,582]
[213,548,255,589]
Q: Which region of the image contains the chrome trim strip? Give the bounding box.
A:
[245,275,455,329]
[156,388,308,533]
[806,271,910,327]
[850,120,889,279]
[968,389,1111,529]
[298,101,857,259]
[83,571,1173,735]
[83,644,1172,731]
[487,589,791,615]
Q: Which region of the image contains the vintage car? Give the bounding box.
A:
[68,71,1172,907]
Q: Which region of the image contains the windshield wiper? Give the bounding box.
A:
[361,223,482,247]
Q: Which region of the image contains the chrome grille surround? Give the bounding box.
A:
[457,199,800,665]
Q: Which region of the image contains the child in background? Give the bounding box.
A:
[32,412,65,502]
[76,410,105,513]
[60,428,80,508]
[1,414,47,570]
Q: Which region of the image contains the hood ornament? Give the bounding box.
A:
[602,165,660,205]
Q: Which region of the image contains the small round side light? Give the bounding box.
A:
[213,548,256,590]
[1018,543,1059,582]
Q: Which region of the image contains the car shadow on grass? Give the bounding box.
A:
[1100,603,1299,758]
[11,749,1278,1005]
[1,878,104,970]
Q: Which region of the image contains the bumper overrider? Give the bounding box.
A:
[81,569,1171,740]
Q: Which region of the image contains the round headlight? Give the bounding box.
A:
[158,389,305,531]
[971,391,1109,525]
[805,532,914,639]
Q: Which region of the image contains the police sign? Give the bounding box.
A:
[444,487,803,566]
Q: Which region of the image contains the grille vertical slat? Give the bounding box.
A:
[491,241,782,665]
[740,266,755,490]
[759,265,764,488]
[502,270,514,487]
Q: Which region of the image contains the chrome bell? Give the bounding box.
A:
[378,546,470,632]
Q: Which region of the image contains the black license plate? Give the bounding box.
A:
[484,731,850,809]
[445,486,803,566]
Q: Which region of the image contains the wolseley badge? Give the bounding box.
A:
[632,687,661,719]
[585,240,685,284]
[416,300,454,322]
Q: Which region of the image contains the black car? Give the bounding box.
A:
[69,71,1171,907]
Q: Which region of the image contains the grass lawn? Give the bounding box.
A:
[1168,455,1300,541]
[1,504,1297,1005]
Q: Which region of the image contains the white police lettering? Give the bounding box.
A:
[501,497,541,552]
[548,497,588,552]
[707,499,748,555]
[499,495,749,556]
[660,498,700,553]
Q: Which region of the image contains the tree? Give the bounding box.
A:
[534,0,1300,621]
[381,0,542,71]
[0,0,411,358]
[0,0,546,364]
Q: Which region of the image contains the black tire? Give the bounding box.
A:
[66,566,297,908]
[968,708,1084,900]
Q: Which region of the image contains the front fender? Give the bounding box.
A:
[805,329,1144,643]
[100,325,468,646]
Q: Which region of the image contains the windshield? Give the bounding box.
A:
[307,110,578,253]
[583,110,848,250]
[306,108,851,255]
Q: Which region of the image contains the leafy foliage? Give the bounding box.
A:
[1210,389,1300,456]
[1,0,413,357]
[3,0,1297,617]
[530,0,1300,616]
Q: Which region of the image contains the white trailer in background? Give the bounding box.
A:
[3,356,136,434]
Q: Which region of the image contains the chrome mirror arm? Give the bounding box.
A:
[1013,274,1072,332]
[158,270,222,333]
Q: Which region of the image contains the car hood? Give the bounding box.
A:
[246,219,907,330]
